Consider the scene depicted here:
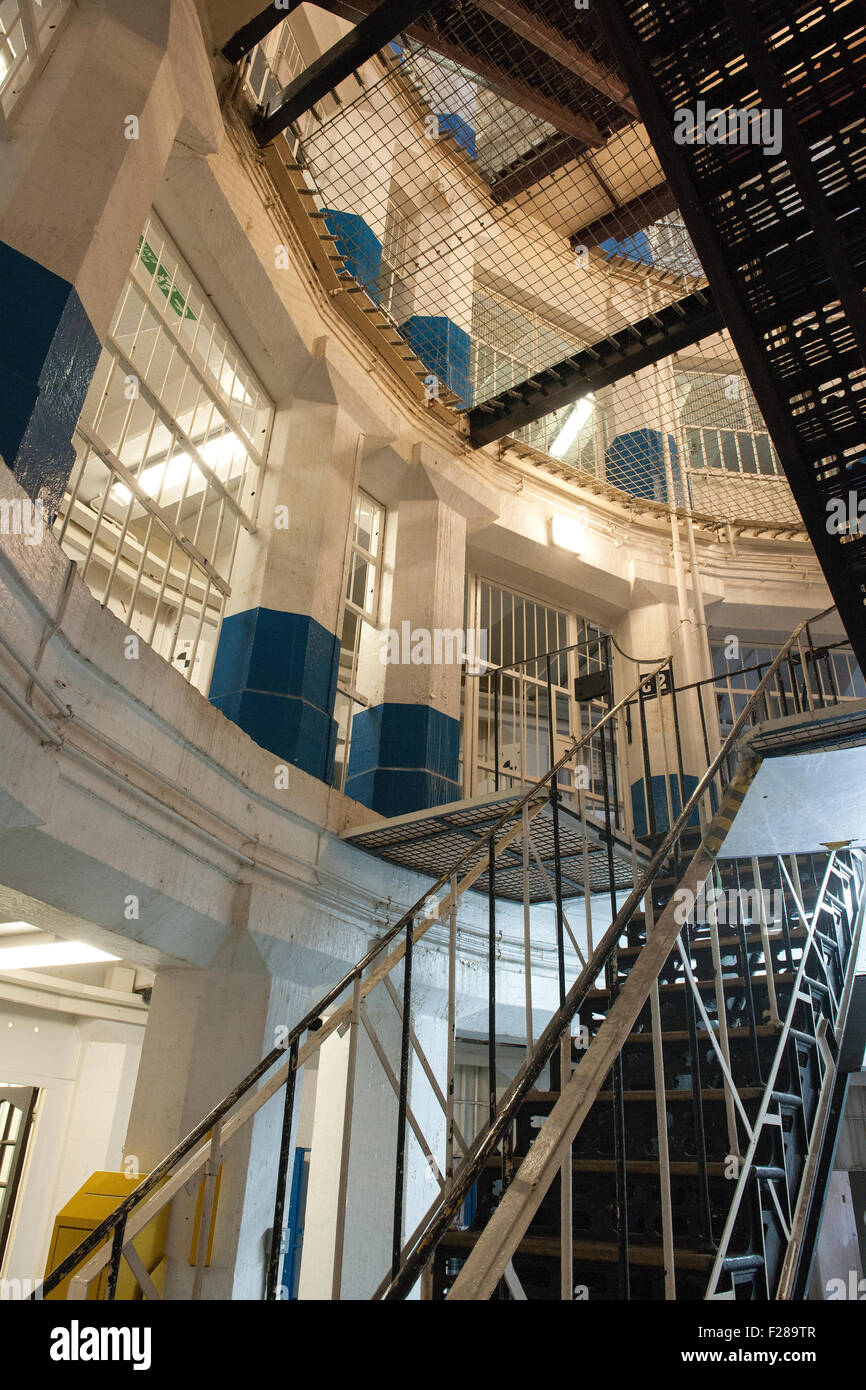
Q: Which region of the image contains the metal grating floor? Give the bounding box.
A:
[341,790,646,903]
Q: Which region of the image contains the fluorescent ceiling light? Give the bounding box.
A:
[550,395,594,459]
[0,941,119,971]
[110,432,243,507]
[551,514,585,554]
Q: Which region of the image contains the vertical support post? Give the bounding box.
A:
[560,1032,573,1301]
[266,1045,298,1301]
[522,807,534,1060]
[446,875,458,1182]
[392,922,413,1282]
[547,656,567,1009]
[681,923,714,1247]
[649,968,676,1298]
[493,670,501,792]
[751,855,780,1028]
[105,1217,126,1302]
[333,979,361,1299]
[195,1118,224,1301]
[488,837,498,1129]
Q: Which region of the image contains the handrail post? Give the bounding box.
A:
[105,1216,126,1301]
[266,1043,298,1301]
[392,917,414,1281]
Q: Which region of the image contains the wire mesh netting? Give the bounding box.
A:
[243,2,805,528]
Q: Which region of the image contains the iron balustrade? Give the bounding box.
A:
[30,601,864,1302]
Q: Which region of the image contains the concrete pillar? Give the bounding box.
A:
[0,0,221,512]
[345,448,467,816]
[124,883,317,1299]
[209,366,360,783]
[298,979,446,1300]
[605,364,679,505]
[613,600,708,837]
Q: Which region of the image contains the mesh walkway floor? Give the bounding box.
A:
[341,790,648,903]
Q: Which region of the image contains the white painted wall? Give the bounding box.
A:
[0,999,144,1285]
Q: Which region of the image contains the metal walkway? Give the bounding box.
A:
[342,790,648,902]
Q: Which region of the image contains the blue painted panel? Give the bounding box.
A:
[439,113,476,159]
[0,240,100,514]
[345,701,461,815]
[605,428,680,503]
[280,1147,309,1301]
[399,316,471,407]
[210,608,340,783]
[599,230,653,265]
[321,209,383,299]
[631,774,699,838]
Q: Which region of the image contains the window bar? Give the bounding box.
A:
[97,402,163,607]
[786,654,803,714]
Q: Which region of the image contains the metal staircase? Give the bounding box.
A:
[430,843,862,1299]
[596,0,866,669]
[33,608,865,1302]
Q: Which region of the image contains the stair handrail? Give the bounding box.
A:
[378,603,837,1299]
[35,649,673,1299]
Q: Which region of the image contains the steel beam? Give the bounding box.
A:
[253,0,436,144]
[569,180,677,249]
[490,134,586,203]
[471,0,637,116]
[313,0,604,145]
[466,287,722,446]
[222,1,305,64]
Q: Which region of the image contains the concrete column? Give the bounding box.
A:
[605,364,680,505]
[613,600,708,838]
[0,0,221,512]
[209,367,361,783]
[298,979,446,1300]
[123,883,317,1300]
[345,448,467,816]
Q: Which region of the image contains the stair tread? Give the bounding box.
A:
[617,928,807,960]
[442,1228,715,1269]
[527,1087,762,1103]
[624,1024,777,1043]
[587,973,793,999]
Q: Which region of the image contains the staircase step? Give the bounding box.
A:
[441,1228,715,1270]
[528,1087,762,1104]
[616,928,807,960]
[587,973,794,1000]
